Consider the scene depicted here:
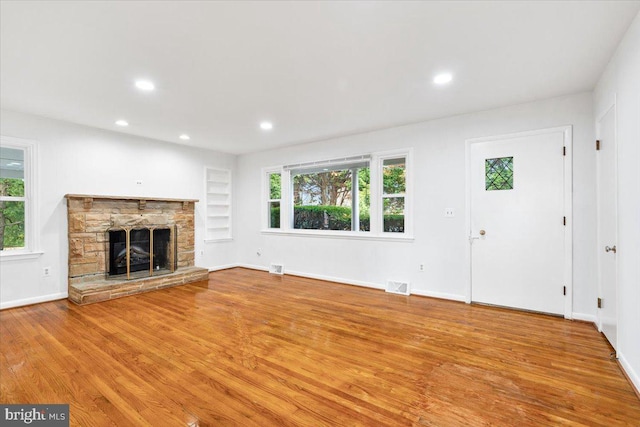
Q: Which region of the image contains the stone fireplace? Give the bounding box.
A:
[65,194,209,305]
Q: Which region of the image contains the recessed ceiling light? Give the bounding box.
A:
[433,73,453,85]
[135,80,155,91]
[260,121,273,131]
[115,120,129,127]
[179,134,190,140]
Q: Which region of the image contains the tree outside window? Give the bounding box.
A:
[382,157,406,233]
[292,163,370,231]
[268,172,281,228]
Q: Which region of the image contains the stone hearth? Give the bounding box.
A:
[65,194,209,305]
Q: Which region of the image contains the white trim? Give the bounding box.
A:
[260,229,414,241]
[411,288,466,302]
[283,154,371,171]
[619,352,640,395]
[237,263,269,272]
[0,250,44,261]
[236,263,384,290]
[234,264,465,303]
[464,126,573,318]
[571,312,597,323]
[208,263,241,272]
[595,98,618,344]
[562,126,573,319]
[282,268,385,290]
[0,292,67,310]
[204,238,234,243]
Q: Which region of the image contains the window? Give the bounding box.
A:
[205,168,232,241]
[0,136,38,255]
[263,151,411,238]
[382,157,406,233]
[291,161,370,231]
[485,157,513,191]
[268,172,281,229]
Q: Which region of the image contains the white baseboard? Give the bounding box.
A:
[232,264,469,304]
[618,352,640,396]
[208,263,241,272]
[571,312,597,324]
[0,292,68,310]
[411,288,466,302]
[284,269,385,291]
[237,263,269,272]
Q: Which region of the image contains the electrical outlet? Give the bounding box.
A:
[445,208,455,218]
[136,180,143,185]
[257,248,262,256]
[43,267,51,277]
[419,263,425,272]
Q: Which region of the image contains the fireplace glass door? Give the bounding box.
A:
[108,226,176,279]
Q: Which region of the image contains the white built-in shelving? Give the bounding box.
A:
[205,167,232,241]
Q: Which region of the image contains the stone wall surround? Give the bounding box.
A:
[65,194,209,305]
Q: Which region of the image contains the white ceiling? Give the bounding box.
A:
[1,1,638,154]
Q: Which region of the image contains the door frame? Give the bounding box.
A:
[595,99,618,337]
[464,126,573,319]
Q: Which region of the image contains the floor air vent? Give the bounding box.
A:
[386,280,410,295]
[269,264,284,275]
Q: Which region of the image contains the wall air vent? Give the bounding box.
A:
[269,263,284,275]
[386,280,410,295]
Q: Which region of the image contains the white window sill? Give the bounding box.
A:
[261,229,414,242]
[0,250,44,261]
[204,238,234,243]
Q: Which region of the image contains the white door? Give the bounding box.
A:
[597,105,617,351]
[469,128,570,316]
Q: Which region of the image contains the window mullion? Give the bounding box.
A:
[369,156,381,233]
[351,168,359,231]
[0,196,26,202]
[282,170,292,230]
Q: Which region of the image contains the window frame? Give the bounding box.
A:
[265,169,282,229]
[0,136,40,260]
[289,161,370,233]
[261,149,412,240]
[379,152,410,234]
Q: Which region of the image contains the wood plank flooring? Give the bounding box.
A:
[1,267,639,426]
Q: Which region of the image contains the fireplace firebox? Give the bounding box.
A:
[108,226,176,279]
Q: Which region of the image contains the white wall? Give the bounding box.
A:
[0,93,599,327]
[0,109,237,309]
[593,11,640,392]
[236,92,596,318]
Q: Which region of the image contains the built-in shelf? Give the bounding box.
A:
[205,168,232,240]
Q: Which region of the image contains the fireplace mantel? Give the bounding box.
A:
[65,194,208,305]
[65,194,198,211]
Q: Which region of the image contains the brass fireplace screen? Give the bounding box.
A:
[108,226,177,280]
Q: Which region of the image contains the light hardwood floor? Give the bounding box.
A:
[1,268,639,426]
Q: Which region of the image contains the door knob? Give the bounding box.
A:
[605,245,617,253]
[479,229,486,236]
